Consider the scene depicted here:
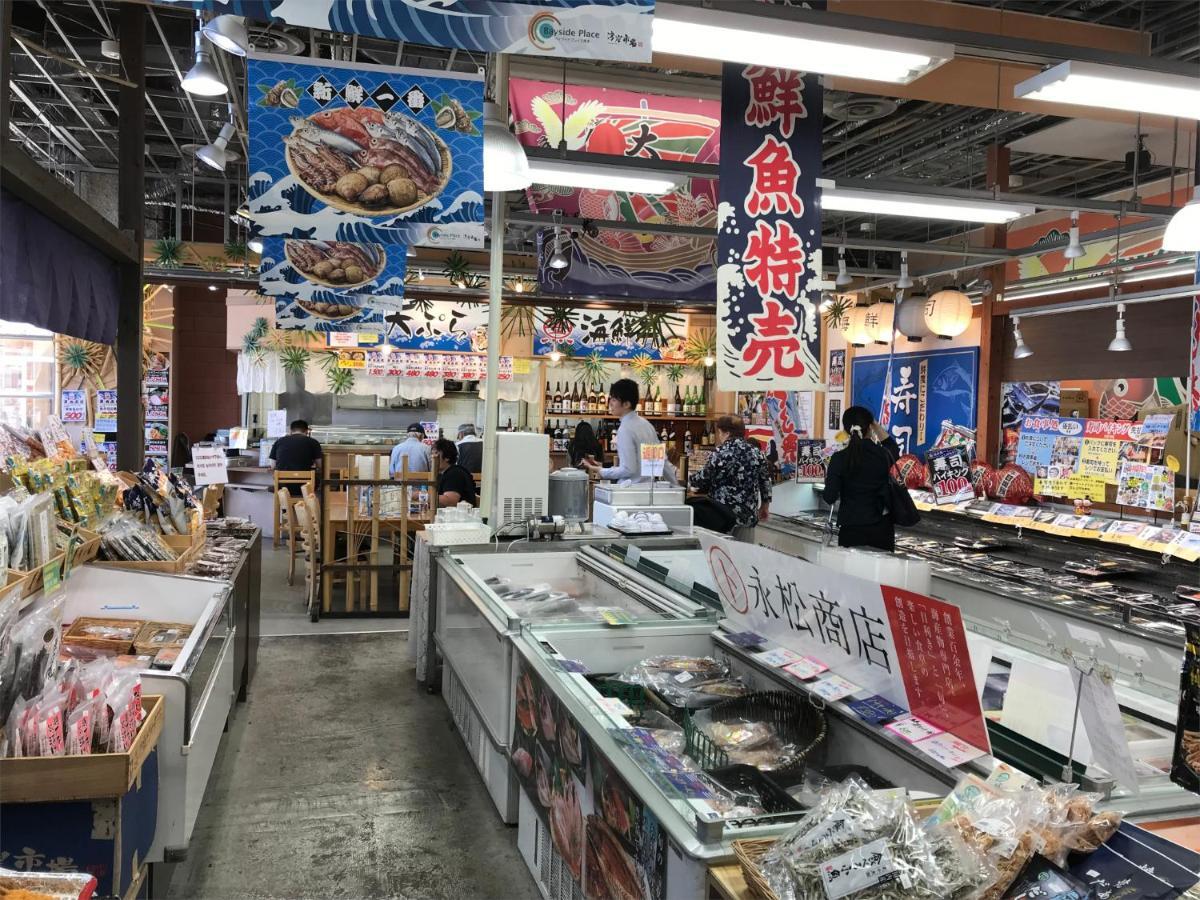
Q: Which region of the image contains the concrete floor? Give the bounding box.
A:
[164,547,540,900]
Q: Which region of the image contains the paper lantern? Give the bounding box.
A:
[843,305,872,347]
[866,301,895,344]
[892,454,928,489]
[924,288,972,339]
[895,293,932,342]
[969,460,993,498]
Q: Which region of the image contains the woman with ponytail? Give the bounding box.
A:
[823,405,900,551]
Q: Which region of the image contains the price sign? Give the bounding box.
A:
[61,390,86,424]
[640,442,667,478]
[192,444,229,486]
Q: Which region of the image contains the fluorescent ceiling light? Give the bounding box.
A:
[1006,262,1196,301]
[1164,186,1200,252]
[1014,60,1200,120]
[526,156,682,195]
[821,187,1034,223]
[652,3,952,85]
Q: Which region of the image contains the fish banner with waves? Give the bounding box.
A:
[179,1,653,62]
[716,64,823,392]
[509,77,719,302]
[248,53,483,247]
[851,347,979,461]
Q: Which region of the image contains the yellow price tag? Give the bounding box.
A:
[1167,454,1181,473]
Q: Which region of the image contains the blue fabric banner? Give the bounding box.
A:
[851,347,980,460]
[716,64,823,391]
[248,54,483,247]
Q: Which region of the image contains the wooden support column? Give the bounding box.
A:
[116,4,145,472]
[977,143,1009,466]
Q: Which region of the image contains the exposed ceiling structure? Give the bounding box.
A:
[4,0,1198,289]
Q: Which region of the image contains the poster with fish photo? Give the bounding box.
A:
[258,237,407,304]
[248,54,483,248]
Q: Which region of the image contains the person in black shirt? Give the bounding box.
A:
[455,423,483,474]
[433,438,476,507]
[822,405,900,552]
[269,420,323,495]
[567,421,604,469]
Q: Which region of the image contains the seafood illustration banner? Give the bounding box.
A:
[533,307,688,360]
[276,293,489,352]
[508,77,719,302]
[851,347,979,461]
[248,53,483,248]
[513,658,666,900]
[258,237,406,301]
[183,1,654,62]
[716,64,823,392]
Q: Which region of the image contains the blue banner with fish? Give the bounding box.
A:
[178,1,654,62]
[258,236,406,300]
[851,347,979,460]
[248,53,483,247]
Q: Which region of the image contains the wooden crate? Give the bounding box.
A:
[72,526,102,565]
[0,694,163,803]
[6,550,66,599]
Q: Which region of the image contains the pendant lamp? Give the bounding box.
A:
[895,292,931,342]
[924,287,972,339]
[867,300,895,344]
[1164,186,1200,252]
[843,304,872,347]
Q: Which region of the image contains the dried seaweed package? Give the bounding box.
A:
[1171,621,1200,793]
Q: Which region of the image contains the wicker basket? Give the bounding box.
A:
[691,691,827,780]
[732,838,780,900]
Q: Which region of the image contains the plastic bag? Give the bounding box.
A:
[3,593,65,725]
[615,655,745,708]
[98,513,176,562]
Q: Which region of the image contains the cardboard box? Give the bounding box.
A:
[1059,388,1090,419]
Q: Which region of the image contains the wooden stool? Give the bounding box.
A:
[273,470,315,547]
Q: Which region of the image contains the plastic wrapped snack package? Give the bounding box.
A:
[97,513,176,562]
[614,655,747,709]
[0,865,98,899]
[2,593,66,726]
[1035,783,1122,865]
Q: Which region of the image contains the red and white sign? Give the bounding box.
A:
[700,535,990,754]
[362,351,509,381]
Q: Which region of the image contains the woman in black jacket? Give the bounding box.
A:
[822,406,901,551]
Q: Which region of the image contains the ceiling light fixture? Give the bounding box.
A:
[248,238,264,254]
[1012,316,1033,359]
[100,40,120,61]
[182,30,227,96]
[548,346,563,363]
[895,251,913,290]
[1108,302,1132,352]
[197,122,236,172]
[835,246,852,287]
[484,101,532,192]
[201,14,249,57]
[417,268,425,281]
[821,187,1035,223]
[651,3,952,84]
[1063,211,1085,259]
[703,355,715,368]
[1164,186,1200,252]
[1014,60,1200,120]
[526,156,682,195]
[207,284,218,292]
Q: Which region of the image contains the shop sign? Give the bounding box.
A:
[699,535,989,753]
[95,390,118,434]
[60,390,86,425]
[533,308,688,360]
[183,1,653,62]
[247,54,483,247]
[795,440,827,483]
[258,237,406,307]
[927,445,973,505]
[716,64,823,391]
[191,445,229,486]
[336,349,367,369]
[851,347,979,461]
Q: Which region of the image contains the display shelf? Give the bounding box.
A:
[542,411,712,421]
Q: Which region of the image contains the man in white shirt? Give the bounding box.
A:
[580,378,678,485]
[389,423,431,476]
[455,423,483,474]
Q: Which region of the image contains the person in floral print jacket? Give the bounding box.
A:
[688,416,772,537]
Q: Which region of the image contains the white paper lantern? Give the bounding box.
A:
[924,288,972,339]
[895,293,932,342]
[843,305,872,347]
[866,301,895,344]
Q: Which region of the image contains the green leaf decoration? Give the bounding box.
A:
[252,317,269,338]
[580,351,609,389]
[152,238,185,268]
[823,295,853,331]
[665,364,685,384]
[441,250,470,284]
[683,328,716,367]
[461,273,487,290]
[328,367,356,396]
[224,240,248,262]
[501,304,536,339]
[630,352,656,386]
[279,346,310,377]
[318,351,342,374]
[541,307,578,334]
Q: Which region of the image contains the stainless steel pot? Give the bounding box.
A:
[548,467,590,523]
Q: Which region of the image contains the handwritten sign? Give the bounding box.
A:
[267,409,288,438]
[192,444,229,486]
[640,442,667,478]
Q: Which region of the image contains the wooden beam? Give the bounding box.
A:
[116,3,145,472]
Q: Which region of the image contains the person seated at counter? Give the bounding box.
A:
[390,423,431,476]
[433,438,477,507]
[455,423,483,474]
[268,420,323,495]
[580,378,677,485]
[687,415,772,540]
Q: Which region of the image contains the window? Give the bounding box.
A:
[0,320,57,429]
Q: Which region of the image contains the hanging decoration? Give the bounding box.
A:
[533,306,688,359]
[716,64,823,391]
[895,292,932,342]
[867,300,895,345]
[247,54,484,248]
[257,237,407,304]
[842,305,872,348]
[925,288,972,339]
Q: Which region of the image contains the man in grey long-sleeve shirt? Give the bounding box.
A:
[580,378,678,485]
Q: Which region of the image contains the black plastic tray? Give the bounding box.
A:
[706,764,803,814]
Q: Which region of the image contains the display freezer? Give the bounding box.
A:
[55,566,237,862]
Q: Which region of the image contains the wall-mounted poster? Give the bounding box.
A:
[257,237,407,311]
[248,54,483,248]
[999,381,1060,465]
[60,390,86,425]
[927,445,973,505]
[827,397,842,433]
[737,390,811,478]
[95,390,118,434]
[184,0,654,62]
[717,64,823,391]
[1016,415,1156,501]
[534,307,688,360]
[828,349,845,391]
[851,347,979,461]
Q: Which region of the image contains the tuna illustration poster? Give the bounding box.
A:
[248,53,483,247]
[852,347,979,460]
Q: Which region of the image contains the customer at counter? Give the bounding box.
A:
[823,405,900,551]
[687,415,772,540]
[568,421,604,469]
[580,378,677,485]
[433,438,477,507]
[390,423,431,476]
[455,423,483,474]
[268,420,323,495]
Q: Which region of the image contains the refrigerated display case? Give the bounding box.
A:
[55,566,237,862]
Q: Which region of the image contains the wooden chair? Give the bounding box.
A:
[294,499,320,617]
[273,470,315,547]
[275,487,303,586]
